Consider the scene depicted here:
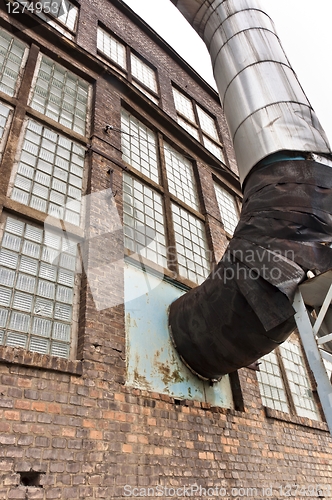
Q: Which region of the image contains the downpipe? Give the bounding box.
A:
[169,0,332,378]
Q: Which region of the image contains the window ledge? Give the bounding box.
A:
[0,346,82,376]
[264,406,329,432]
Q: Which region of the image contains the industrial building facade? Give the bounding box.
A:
[0,0,331,498]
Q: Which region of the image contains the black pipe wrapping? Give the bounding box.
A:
[169,159,332,379]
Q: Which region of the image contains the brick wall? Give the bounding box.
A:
[0,1,331,499]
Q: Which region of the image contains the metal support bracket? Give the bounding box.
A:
[293,288,332,434]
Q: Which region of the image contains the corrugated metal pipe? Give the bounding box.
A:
[169,0,332,379]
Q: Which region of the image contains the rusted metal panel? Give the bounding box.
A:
[124,261,234,407]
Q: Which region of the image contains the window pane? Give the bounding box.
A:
[121,109,159,184]
[123,173,167,268]
[55,0,79,31]
[323,356,332,381]
[131,53,158,94]
[30,55,90,135]
[132,81,159,104]
[256,350,289,413]
[0,216,78,358]
[172,87,196,124]
[172,204,210,284]
[11,119,85,226]
[214,184,239,236]
[197,106,219,141]
[164,142,199,211]
[203,135,225,163]
[280,340,321,420]
[0,28,27,97]
[177,116,199,140]
[97,27,127,70]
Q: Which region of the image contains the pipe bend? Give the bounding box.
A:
[170,0,332,377]
[169,159,332,378]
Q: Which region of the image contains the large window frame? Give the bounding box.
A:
[0,32,90,362]
[97,26,160,104]
[121,107,212,286]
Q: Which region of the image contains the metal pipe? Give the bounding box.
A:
[169,0,332,379]
[171,0,330,184]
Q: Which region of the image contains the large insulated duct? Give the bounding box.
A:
[169,0,332,379]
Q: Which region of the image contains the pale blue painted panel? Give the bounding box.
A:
[124,261,233,408]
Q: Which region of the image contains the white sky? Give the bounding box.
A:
[122,0,332,144]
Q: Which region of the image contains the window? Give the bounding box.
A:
[172,204,210,284]
[0,215,79,358]
[16,0,79,34]
[131,53,158,97]
[257,338,321,421]
[0,101,14,160]
[97,28,126,70]
[97,27,159,104]
[280,341,321,420]
[121,109,159,183]
[30,55,90,135]
[164,142,199,211]
[256,350,289,413]
[10,119,86,226]
[121,109,211,284]
[323,356,332,381]
[50,0,78,32]
[173,87,224,162]
[123,173,167,268]
[214,183,239,236]
[0,28,28,97]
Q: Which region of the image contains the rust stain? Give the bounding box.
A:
[155,361,184,386]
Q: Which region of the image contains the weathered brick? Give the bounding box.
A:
[0,4,330,500]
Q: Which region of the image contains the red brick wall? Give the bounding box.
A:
[0,1,331,499]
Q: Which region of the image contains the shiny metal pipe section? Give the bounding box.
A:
[171,0,330,184]
[168,0,332,379]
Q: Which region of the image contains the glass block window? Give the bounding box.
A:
[214,183,239,235]
[11,119,85,226]
[280,341,321,420]
[131,53,158,95]
[0,216,78,358]
[256,350,289,413]
[171,204,210,284]
[0,101,13,160]
[164,142,199,211]
[97,27,127,70]
[123,173,167,268]
[30,55,90,135]
[121,109,159,184]
[0,28,28,97]
[172,86,224,162]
